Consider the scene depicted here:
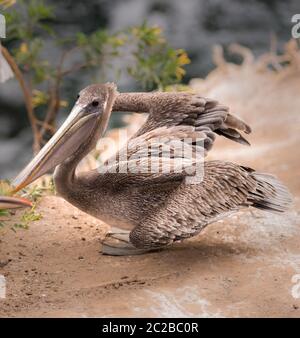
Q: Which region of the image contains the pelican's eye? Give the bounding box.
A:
[92,100,99,107]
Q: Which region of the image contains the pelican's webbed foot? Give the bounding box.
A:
[101,228,162,256]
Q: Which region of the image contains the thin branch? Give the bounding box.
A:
[40,47,83,138]
[1,45,40,153]
[59,46,80,68]
[36,119,55,132]
[61,62,88,76]
[39,83,58,138]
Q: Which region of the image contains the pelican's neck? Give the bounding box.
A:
[53,141,91,196]
[53,84,117,203]
[53,138,112,221]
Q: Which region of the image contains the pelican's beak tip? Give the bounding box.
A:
[0,196,33,210]
[17,197,33,208]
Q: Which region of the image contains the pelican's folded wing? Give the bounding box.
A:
[99,125,207,186]
[113,92,252,154]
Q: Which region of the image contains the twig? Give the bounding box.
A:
[36,119,55,132]
[40,47,82,139]
[61,59,89,76]
[1,45,40,153]
[40,83,59,139]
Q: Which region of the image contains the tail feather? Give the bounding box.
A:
[249,172,292,213]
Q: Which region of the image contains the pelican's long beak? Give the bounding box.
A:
[12,104,99,193]
[0,196,32,210]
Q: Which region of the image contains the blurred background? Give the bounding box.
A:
[0,0,299,178]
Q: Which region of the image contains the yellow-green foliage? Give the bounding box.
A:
[1,0,191,151]
[12,205,42,231]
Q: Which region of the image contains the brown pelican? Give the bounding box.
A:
[0,196,32,210]
[12,83,292,255]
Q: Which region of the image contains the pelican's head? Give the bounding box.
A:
[0,196,32,210]
[12,83,117,193]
